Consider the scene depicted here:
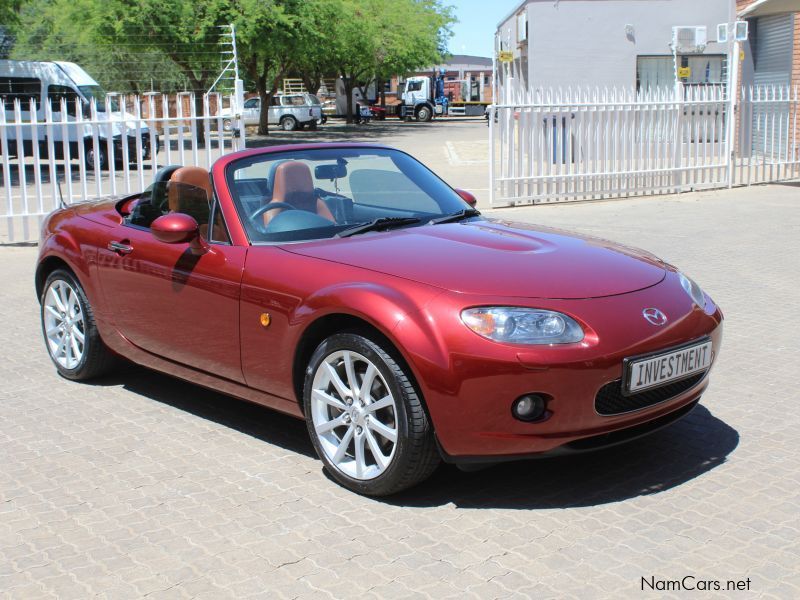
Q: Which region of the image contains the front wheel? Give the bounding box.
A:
[85,141,108,171]
[304,333,440,496]
[40,269,115,380]
[416,106,432,122]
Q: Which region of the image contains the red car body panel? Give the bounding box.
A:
[36,143,723,462]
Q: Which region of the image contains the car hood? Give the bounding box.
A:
[282,219,666,299]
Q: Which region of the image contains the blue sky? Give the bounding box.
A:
[446,0,520,58]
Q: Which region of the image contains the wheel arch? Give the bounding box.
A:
[35,255,77,300]
[292,313,429,421]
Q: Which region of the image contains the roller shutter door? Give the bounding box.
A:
[751,14,794,156]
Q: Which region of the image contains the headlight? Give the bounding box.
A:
[678,272,705,307]
[461,307,584,345]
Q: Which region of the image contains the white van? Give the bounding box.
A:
[0,60,157,169]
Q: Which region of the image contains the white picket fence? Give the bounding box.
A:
[0,92,243,243]
[490,85,799,206]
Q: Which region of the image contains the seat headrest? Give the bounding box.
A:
[168,166,212,213]
[271,161,316,210]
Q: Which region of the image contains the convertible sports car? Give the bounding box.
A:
[36,143,723,496]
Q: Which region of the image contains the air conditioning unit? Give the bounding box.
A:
[673,26,708,53]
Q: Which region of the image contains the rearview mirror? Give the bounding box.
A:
[455,188,478,208]
[315,163,347,180]
[151,213,208,253]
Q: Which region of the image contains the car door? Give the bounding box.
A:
[96,178,247,383]
[268,96,285,125]
[243,97,260,126]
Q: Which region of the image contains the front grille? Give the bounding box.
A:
[595,373,705,416]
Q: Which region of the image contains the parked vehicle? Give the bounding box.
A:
[221,93,323,132]
[398,71,491,121]
[304,93,327,126]
[35,143,723,496]
[0,60,157,169]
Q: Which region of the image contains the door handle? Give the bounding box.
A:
[108,240,133,255]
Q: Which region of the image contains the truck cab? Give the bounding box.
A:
[398,75,448,122]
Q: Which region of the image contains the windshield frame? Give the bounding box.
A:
[78,85,119,112]
[224,146,474,246]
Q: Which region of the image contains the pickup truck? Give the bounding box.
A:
[222,93,323,132]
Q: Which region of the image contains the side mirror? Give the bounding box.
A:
[455,188,478,208]
[151,213,208,253]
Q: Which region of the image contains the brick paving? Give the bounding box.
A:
[1,146,799,596]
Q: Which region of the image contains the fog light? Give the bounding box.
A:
[512,394,546,422]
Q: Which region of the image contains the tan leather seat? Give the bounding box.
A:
[263,161,334,226]
[167,166,212,212]
[167,166,228,241]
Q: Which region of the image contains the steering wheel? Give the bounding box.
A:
[250,201,297,233]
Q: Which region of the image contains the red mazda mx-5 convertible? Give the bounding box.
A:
[36,144,723,495]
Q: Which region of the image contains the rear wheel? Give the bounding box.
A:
[304,333,440,496]
[280,116,298,131]
[40,269,115,380]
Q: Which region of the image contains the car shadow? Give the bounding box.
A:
[88,361,315,459]
[87,363,738,508]
[385,404,739,509]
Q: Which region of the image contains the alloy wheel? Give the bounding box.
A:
[310,350,398,480]
[43,280,86,370]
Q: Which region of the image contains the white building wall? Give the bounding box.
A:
[497,0,736,89]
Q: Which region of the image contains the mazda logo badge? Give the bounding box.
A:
[643,308,668,326]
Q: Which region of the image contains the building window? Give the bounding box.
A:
[636,55,727,91]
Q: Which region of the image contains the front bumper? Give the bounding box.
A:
[396,274,724,459]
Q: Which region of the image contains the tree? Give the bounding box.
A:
[0,0,26,27]
[232,0,298,135]
[12,0,190,93]
[314,0,454,123]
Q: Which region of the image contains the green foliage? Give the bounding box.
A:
[0,0,26,27]
[295,0,454,121]
[10,0,455,130]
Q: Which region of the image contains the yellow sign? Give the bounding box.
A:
[498,51,514,63]
[678,66,692,79]
[739,49,745,61]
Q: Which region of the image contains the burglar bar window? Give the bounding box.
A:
[0,77,41,110]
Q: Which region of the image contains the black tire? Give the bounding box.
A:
[85,141,108,171]
[416,105,432,122]
[40,269,115,381]
[280,116,298,131]
[303,332,440,496]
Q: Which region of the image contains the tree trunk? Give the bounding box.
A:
[193,93,206,144]
[302,73,321,95]
[257,73,270,136]
[343,77,355,124]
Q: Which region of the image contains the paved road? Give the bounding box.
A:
[1,131,799,597]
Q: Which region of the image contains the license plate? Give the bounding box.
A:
[625,340,712,394]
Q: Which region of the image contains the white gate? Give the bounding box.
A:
[490,84,799,207]
[0,92,243,243]
[733,85,799,185]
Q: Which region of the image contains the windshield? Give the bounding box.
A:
[78,85,119,112]
[306,94,321,105]
[226,147,473,243]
